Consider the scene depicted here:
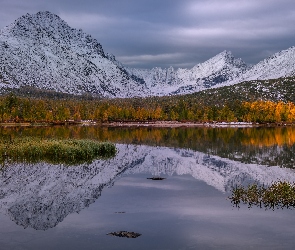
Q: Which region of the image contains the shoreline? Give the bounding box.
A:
[103,121,259,128]
[0,120,292,128]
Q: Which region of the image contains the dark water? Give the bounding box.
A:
[0,126,295,249]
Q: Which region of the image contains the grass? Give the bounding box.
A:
[229,181,295,210]
[0,137,116,165]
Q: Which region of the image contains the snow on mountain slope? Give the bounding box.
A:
[127,50,249,95]
[174,50,249,94]
[236,46,295,83]
[131,46,295,96]
[1,143,294,230]
[0,11,147,97]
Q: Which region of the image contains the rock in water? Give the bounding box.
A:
[107,231,141,238]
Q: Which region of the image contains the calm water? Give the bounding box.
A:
[0,126,295,249]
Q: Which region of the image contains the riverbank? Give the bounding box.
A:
[0,120,293,128]
[104,121,258,128]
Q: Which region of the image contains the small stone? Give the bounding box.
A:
[147,177,166,180]
[107,231,141,238]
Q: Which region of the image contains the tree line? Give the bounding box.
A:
[1,94,295,124]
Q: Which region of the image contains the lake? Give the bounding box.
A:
[0,126,295,249]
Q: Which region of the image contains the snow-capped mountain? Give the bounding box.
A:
[127,50,249,95]
[0,11,294,97]
[234,46,295,83]
[128,47,295,95]
[0,11,147,97]
[0,143,294,230]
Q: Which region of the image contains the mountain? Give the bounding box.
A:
[0,11,147,98]
[234,46,295,83]
[127,50,249,95]
[176,76,295,108]
[128,47,295,96]
[0,11,294,98]
[1,143,295,230]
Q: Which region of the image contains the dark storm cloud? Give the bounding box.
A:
[1,0,295,69]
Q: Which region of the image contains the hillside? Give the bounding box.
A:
[184,76,295,107]
[0,11,294,98]
[0,11,147,98]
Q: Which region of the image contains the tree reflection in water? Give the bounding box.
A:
[1,125,295,168]
[229,181,295,210]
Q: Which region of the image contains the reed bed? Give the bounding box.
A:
[0,137,116,165]
[229,181,295,210]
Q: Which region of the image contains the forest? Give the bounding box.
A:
[0,93,295,124]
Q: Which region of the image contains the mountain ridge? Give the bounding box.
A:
[126,50,249,95]
[0,11,294,98]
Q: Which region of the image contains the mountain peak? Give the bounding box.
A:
[191,50,247,71]
[0,10,70,40]
[20,11,63,23]
[0,11,147,97]
[36,10,59,17]
[217,50,233,57]
[209,50,243,65]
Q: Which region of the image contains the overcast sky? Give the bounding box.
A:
[0,0,295,69]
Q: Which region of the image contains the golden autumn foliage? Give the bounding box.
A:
[1,93,295,124]
[241,101,295,123]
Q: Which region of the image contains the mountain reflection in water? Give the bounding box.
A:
[0,140,295,230]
